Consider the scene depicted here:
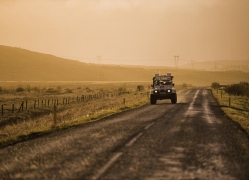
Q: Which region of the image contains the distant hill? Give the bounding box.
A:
[0,45,154,82]
[180,60,249,71]
[0,45,248,85]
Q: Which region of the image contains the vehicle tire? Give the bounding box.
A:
[171,94,177,104]
[150,95,157,105]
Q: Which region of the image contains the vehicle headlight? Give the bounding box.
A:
[154,90,158,93]
[167,89,171,93]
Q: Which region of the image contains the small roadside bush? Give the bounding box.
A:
[118,86,127,92]
[65,88,73,93]
[46,88,59,93]
[224,82,249,97]
[26,85,31,93]
[33,86,41,92]
[16,87,25,92]
[85,87,92,92]
[211,82,220,89]
[181,83,188,89]
[137,85,144,91]
[57,86,62,92]
[0,86,3,92]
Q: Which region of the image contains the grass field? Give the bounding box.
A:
[212,89,249,135]
[3,81,248,147]
[0,81,152,147]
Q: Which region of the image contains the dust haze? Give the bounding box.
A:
[0,0,249,66]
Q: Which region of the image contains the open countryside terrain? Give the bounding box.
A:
[0,88,249,179]
[0,46,249,179]
[0,82,151,147]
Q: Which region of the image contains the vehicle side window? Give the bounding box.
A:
[154,80,160,85]
[166,81,172,85]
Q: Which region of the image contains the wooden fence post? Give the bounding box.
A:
[12,104,15,113]
[123,98,126,105]
[34,100,36,109]
[53,105,57,126]
[19,101,24,112]
[26,100,28,110]
[2,104,4,116]
[221,91,222,99]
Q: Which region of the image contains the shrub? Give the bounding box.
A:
[118,86,127,92]
[33,86,41,92]
[57,86,62,92]
[26,85,31,93]
[85,87,92,92]
[46,88,59,93]
[0,86,3,92]
[181,83,188,89]
[224,82,249,97]
[65,88,73,93]
[16,87,25,92]
[211,82,220,89]
[137,85,144,91]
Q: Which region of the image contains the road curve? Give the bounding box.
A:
[0,89,249,180]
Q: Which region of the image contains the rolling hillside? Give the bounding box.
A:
[0,45,152,82]
[180,60,249,71]
[0,45,248,85]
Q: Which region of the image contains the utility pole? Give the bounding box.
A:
[99,72,104,82]
[97,55,101,65]
[174,55,179,68]
[9,72,16,81]
[245,77,249,82]
[97,55,103,82]
[191,60,195,70]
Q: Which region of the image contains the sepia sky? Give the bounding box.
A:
[0,0,249,66]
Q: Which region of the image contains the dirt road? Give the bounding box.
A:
[0,89,249,180]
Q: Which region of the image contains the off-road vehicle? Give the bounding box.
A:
[150,73,177,104]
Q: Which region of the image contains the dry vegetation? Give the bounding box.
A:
[1,46,202,143]
[212,89,249,134]
[0,82,151,147]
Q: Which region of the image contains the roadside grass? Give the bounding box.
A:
[212,89,249,134]
[0,81,186,147]
[0,82,150,147]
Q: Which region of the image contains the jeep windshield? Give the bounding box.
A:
[160,81,172,85]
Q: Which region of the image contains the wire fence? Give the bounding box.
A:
[0,91,148,127]
[1,92,131,115]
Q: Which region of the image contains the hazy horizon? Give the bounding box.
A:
[1,0,249,67]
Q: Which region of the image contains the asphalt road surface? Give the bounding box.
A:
[0,89,249,180]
